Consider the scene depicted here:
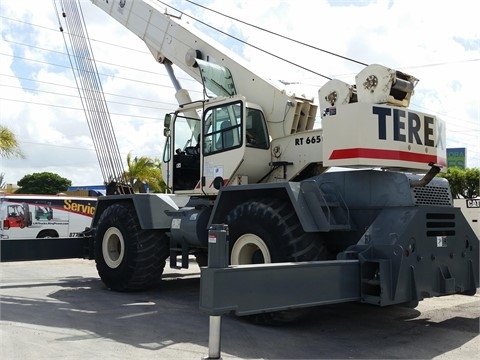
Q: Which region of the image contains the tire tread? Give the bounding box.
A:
[95,203,169,291]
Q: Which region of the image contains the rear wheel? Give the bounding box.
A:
[37,230,58,238]
[226,198,326,264]
[94,202,169,291]
[225,198,327,324]
[230,233,271,264]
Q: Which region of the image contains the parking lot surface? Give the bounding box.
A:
[1,259,479,359]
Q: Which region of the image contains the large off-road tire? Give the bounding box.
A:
[225,198,328,325]
[226,198,326,264]
[94,202,169,291]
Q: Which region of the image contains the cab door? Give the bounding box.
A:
[201,99,246,195]
[164,113,201,193]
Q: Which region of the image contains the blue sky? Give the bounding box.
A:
[1,0,479,186]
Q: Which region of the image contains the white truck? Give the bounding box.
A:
[0,194,96,239]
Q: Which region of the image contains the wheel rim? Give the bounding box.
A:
[102,227,125,269]
[231,233,271,265]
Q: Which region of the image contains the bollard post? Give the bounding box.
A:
[206,315,222,360]
[207,224,229,269]
[203,224,228,360]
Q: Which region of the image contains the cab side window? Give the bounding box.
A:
[203,102,242,155]
[245,108,269,149]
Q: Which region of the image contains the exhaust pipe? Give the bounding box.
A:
[410,163,441,187]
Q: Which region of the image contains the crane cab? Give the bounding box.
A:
[162,96,271,195]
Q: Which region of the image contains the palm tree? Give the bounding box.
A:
[124,152,165,193]
[0,125,25,159]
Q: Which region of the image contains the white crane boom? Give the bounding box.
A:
[91,0,446,180]
[90,0,316,140]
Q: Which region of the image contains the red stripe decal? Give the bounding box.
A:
[329,148,446,166]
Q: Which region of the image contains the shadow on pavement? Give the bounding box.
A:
[1,271,478,359]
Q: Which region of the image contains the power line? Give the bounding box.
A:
[181,0,368,67]
[3,32,478,138]
[0,52,195,91]
[408,102,480,132]
[15,140,143,159]
[401,58,480,70]
[4,64,475,139]
[158,1,480,134]
[0,97,167,122]
[3,5,479,91]
[0,72,187,106]
[6,12,478,93]
[1,37,200,85]
[18,140,96,152]
[0,83,176,111]
[0,72,179,104]
[3,9,478,131]
[157,0,333,80]
[12,140,157,160]
[0,14,150,55]
[2,3,479,162]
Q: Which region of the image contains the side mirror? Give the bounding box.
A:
[164,114,172,129]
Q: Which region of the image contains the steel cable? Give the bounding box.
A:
[54,0,131,192]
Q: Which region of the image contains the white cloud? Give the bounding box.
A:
[1,0,479,189]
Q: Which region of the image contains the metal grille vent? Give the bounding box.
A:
[426,213,455,236]
[412,186,452,206]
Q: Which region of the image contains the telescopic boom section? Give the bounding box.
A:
[90,0,317,139]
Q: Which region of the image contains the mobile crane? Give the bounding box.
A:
[82,0,478,311]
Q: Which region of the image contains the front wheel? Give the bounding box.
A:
[94,202,169,291]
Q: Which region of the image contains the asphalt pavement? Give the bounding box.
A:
[1,259,479,359]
